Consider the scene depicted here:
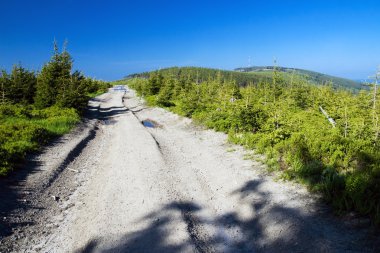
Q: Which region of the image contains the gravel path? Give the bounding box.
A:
[0,87,378,252]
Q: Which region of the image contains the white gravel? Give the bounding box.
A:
[3,87,377,253]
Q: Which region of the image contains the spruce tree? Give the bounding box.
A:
[34,41,72,108]
[9,64,36,104]
[57,70,88,112]
[146,71,163,95]
[0,70,10,104]
[156,77,175,106]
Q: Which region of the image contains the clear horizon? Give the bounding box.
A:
[1,0,379,81]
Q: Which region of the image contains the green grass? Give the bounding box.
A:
[126,73,380,225]
[0,105,80,176]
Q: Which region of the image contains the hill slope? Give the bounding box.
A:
[125,66,363,91]
[127,67,266,87]
[235,66,363,90]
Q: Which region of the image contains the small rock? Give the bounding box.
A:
[52,195,60,201]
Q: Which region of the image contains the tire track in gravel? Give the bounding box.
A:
[0,95,107,252]
[127,108,215,253]
[126,87,379,253]
[1,87,378,253]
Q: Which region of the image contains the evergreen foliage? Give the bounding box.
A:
[35,42,73,108]
[235,66,363,90]
[0,42,111,176]
[0,70,11,104]
[9,64,37,104]
[0,67,36,105]
[126,66,364,90]
[127,68,380,225]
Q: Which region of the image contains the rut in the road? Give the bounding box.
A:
[124,89,378,253]
[1,89,377,253]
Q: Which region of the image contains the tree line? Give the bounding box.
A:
[126,66,363,91]
[127,66,273,87]
[0,43,110,176]
[0,43,110,111]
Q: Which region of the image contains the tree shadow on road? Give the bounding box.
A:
[0,103,126,245]
[86,105,129,120]
[77,203,201,253]
[75,180,378,253]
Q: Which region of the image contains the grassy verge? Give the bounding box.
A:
[125,75,380,225]
[0,105,80,176]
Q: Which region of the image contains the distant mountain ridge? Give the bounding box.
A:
[125,66,364,90]
[235,66,364,90]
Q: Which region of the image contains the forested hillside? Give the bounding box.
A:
[236,66,364,90]
[126,70,380,224]
[127,67,264,86]
[0,43,110,176]
[126,66,363,91]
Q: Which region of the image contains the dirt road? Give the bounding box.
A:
[0,88,378,252]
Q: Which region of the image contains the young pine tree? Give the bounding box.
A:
[156,77,175,107]
[9,64,36,104]
[0,70,10,104]
[145,71,164,95]
[57,71,89,112]
[34,42,72,108]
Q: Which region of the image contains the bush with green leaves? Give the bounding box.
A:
[125,67,380,225]
[0,42,106,177]
[0,104,80,176]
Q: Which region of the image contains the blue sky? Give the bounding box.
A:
[0,0,379,80]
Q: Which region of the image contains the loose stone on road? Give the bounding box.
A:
[0,87,377,253]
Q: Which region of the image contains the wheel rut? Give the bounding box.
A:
[1,87,378,253]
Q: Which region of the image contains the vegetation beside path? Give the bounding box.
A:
[0,43,110,176]
[126,66,363,90]
[125,69,380,225]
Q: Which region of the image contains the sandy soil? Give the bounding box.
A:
[0,87,378,253]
